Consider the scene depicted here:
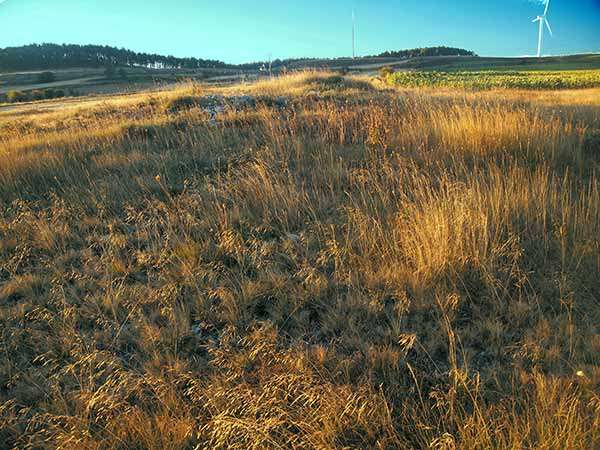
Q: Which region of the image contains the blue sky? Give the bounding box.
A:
[0,0,599,63]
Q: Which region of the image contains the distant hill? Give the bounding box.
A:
[0,43,478,73]
[382,54,600,72]
[373,46,476,59]
[0,43,228,72]
[2,43,597,75]
[238,47,477,71]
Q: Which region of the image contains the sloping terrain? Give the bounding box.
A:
[383,53,600,71]
[0,73,599,449]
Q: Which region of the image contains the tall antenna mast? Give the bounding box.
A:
[268,53,273,77]
[352,8,356,59]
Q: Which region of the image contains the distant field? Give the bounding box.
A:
[2,54,599,103]
[382,54,600,72]
[385,69,600,90]
[276,54,600,73]
[0,66,242,100]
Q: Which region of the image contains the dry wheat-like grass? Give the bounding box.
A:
[0,73,599,449]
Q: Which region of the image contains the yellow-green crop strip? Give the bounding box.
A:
[386,70,600,90]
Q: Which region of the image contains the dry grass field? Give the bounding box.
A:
[0,72,599,449]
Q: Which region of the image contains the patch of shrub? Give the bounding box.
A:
[379,66,395,79]
[305,74,374,92]
[31,90,46,101]
[104,64,117,79]
[36,71,56,84]
[584,129,600,157]
[6,91,26,103]
[5,88,67,104]
[50,89,65,99]
[165,95,203,113]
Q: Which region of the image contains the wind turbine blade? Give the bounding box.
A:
[532,18,539,22]
[544,0,550,16]
[545,19,553,36]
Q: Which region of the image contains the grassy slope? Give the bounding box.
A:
[0,67,238,99]
[3,54,599,100]
[383,54,600,72]
[280,54,600,72]
[0,73,599,449]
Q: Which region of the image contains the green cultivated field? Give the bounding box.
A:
[386,69,600,90]
[384,54,600,72]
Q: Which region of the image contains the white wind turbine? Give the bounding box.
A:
[533,0,553,58]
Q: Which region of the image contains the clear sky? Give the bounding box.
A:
[0,0,599,63]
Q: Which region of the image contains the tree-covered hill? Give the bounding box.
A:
[0,43,228,71]
[0,43,478,72]
[374,46,477,58]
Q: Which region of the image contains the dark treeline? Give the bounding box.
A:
[236,58,318,71]
[374,46,476,58]
[0,43,228,71]
[239,47,477,69]
[0,43,477,72]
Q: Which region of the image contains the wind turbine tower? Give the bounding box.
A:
[533,0,553,58]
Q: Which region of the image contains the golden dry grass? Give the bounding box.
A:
[0,73,599,449]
